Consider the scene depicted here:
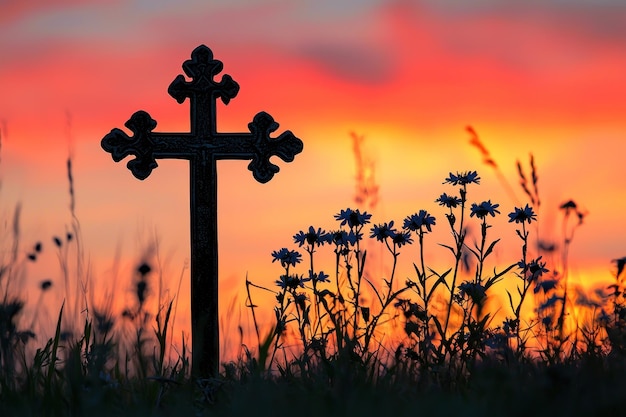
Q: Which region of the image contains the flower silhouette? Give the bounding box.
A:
[293,226,331,247]
[444,171,480,186]
[403,210,436,233]
[508,204,537,224]
[329,229,360,246]
[392,230,413,247]
[436,193,462,208]
[271,248,302,268]
[334,208,372,228]
[370,221,397,241]
[470,200,500,219]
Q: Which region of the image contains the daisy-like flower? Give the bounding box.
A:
[444,171,481,186]
[271,248,302,268]
[518,256,549,282]
[508,204,537,224]
[334,208,372,228]
[470,200,500,219]
[403,210,436,232]
[293,226,331,247]
[370,221,397,242]
[502,318,518,334]
[275,274,303,290]
[436,193,462,208]
[313,270,330,283]
[392,230,413,247]
[329,230,360,246]
[294,292,308,310]
[458,281,487,304]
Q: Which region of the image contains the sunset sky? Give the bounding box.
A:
[1,0,625,357]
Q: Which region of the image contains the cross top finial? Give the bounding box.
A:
[168,45,240,135]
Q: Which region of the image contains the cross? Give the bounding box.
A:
[101,45,303,377]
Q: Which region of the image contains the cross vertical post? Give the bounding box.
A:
[101,45,303,377]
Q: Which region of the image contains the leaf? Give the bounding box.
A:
[484,238,501,258]
[427,270,452,301]
[431,267,452,282]
[466,245,480,260]
[413,262,423,279]
[432,315,445,339]
[439,243,457,255]
[364,277,384,307]
[318,289,335,298]
[506,290,515,312]
[478,313,491,329]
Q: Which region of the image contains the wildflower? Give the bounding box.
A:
[470,200,500,219]
[334,208,372,228]
[435,193,462,208]
[508,204,537,224]
[34,242,42,253]
[613,256,626,280]
[275,274,304,290]
[458,281,487,304]
[293,226,331,247]
[329,230,359,246]
[560,200,577,211]
[518,257,549,282]
[370,221,397,242]
[392,231,413,247]
[40,280,52,291]
[395,299,427,321]
[308,337,326,353]
[403,210,436,233]
[312,270,329,283]
[271,248,302,268]
[541,316,553,329]
[94,308,114,334]
[444,171,480,186]
[137,262,152,276]
[502,318,518,334]
[53,236,62,247]
[540,295,563,310]
[534,279,558,294]
[294,292,308,310]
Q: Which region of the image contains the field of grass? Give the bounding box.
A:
[1,152,626,416]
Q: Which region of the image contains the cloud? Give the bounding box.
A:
[378,0,626,80]
[0,0,122,24]
[418,0,626,48]
[295,42,396,84]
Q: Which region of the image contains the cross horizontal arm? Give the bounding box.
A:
[140,132,256,159]
[102,110,303,183]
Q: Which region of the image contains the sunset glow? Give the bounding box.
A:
[1,0,625,362]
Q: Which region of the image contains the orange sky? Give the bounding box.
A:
[1,0,625,360]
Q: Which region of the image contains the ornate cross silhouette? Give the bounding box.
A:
[101,45,303,377]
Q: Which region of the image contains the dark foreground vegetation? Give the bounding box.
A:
[2,158,626,416]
